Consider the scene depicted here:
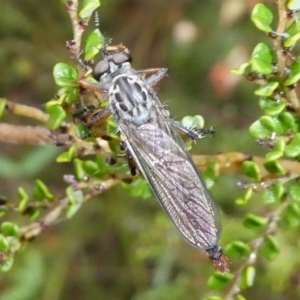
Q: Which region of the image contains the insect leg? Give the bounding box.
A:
[120,142,137,176]
[137,68,168,86]
[170,119,215,140]
[73,104,96,123]
[85,107,112,127]
[79,79,108,94]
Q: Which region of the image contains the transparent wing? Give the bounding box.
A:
[119,114,221,249]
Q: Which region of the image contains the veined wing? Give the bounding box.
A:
[120,115,221,249]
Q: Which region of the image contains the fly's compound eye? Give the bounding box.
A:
[111,52,132,65]
[93,60,110,80]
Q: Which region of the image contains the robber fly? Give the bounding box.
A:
[79,44,229,272]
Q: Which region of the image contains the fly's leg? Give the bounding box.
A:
[120,142,137,176]
[73,104,111,127]
[85,107,112,127]
[170,119,215,140]
[73,106,111,140]
[73,104,96,123]
[138,68,169,87]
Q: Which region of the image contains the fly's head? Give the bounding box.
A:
[93,45,132,88]
[80,44,133,92]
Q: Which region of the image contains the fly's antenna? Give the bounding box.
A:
[93,10,110,58]
[74,10,102,71]
[94,10,100,28]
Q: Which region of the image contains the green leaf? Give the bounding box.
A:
[203,297,222,300]
[243,214,268,229]
[277,112,297,133]
[66,186,84,218]
[75,124,91,140]
[285,133,300,157]
[230,63,251,75]
[53,63,79,87]
[235,188,253,205]
[263,183,285,204]
[273,117,285,135]
[254,82,278,96]
[79,0,100,19]
[57,87,79,105]
[46,105,67,130]
[182,115,205,130]
[122,178,152,199]
[106,115,119,139]
[286,18,300,37]
[207,272,233,290]
[0,98,7,120]
[284,202,300,227]
[249,116,275,138]
[225,241,252,259]
[274,137,286,152]
[289,184,300,202]
[95,155,108,170]
[73,158,87,180]
[27,207,40,220]
[203,161,218,189]
[251,4,273,32]
[1,222,20,238]
[284,32,300,48]
[240,266,256,289]
[242,161,261,181]
[83,160,100,175]
[264,160,286,174]
[66,202,83,219]
[265,150,283,161]
[108,140,121,154]
[259,98,286,116]
[93,155,113,178]
[285,59,300,86]
[17,187,29,213]
[33,180,54,201]
[56,145,77,163]
[0,234,9,251]
[84,29,105,60]
[261,235,280,260]
[260,115,276,130]
[235,295,247,300]
[250,43,273,74]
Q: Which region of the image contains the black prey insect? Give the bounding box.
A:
[79,44,229,272]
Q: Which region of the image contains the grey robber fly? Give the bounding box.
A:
[80,44,229,272]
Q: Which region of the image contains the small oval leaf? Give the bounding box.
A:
[251,4,273,32]
[53,63,79,87]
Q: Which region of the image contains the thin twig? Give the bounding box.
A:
[1,122,300,178]
[20,178,120,241]
[223,198,290,300]
[274,0,300,111]
[0,123,53,145]
[5,101,49,123]
[65,0,84,56]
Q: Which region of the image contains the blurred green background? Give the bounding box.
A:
[1,0,299,299]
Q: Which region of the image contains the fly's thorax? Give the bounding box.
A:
[97,62,132,91]
[109,74,155,125]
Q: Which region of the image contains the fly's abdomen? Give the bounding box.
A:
[124,122,221,249]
